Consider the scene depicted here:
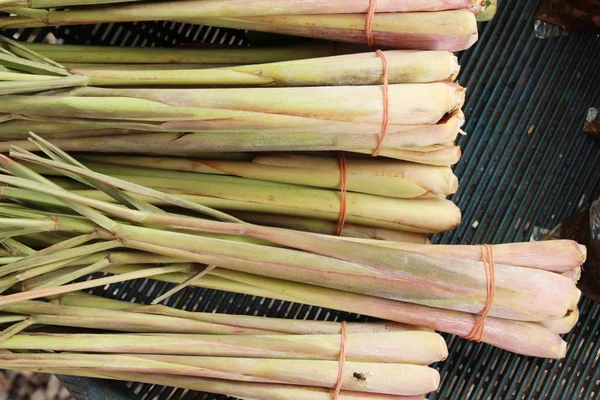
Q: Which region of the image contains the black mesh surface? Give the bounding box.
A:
[7,0,600,398]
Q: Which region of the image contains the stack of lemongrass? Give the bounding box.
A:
[0,0,482,50]
[0,38,465,237]
[0,293,446,400]
[0,136,585,360]
[0,37,464,168]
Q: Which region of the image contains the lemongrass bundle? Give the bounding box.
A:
[6,368,427,400]
[0,1,482,51]
[80,154,458,198]
[0,130,463,165]
[0,40,464,165]
[0,82,464,132]
[7,173,461,233]
[1,40,460,87]
[0,136,585,358]
[64,50,460,87]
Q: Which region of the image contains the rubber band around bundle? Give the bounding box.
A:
[333,321,347,400]
[336,152,348,236]
[366,0,377,47]
[464,244,496,342]
[372,49,390,157]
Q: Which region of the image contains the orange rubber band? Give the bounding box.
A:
[372,49,390,157]
[366,0,377,47]
[336,152,348,236]
[464,244,496,342]
[333,321,347,399]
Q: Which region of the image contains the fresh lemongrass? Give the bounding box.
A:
[0,368,427,400]
[0,133,463,166]
[3,44,460,87]
[53,291,432,333]
[3,0,484,15]
[0,353,439,396]
[81,154,458,198]
[0,83,465,134]
[11,170,461,233]
[188,10,478,51]
[0,9,478,52]
[104,264,570,359]
[0,139,584,357]
[65,50,459,86]
[0,330,447,364]
[0,150,578,322]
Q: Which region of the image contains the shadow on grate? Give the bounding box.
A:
[7,0,600,398]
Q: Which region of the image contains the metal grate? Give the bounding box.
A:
[8,0,600,398]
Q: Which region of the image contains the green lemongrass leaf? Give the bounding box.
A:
[0,239,121,278]
[0,154,116,231]
[0,263,200,307]
[0,227,49,241]
[28,133,163,214]
[31,257,113,289]
[0,71,56,81]
[0,314,27,324]
[0,51,69,76]
[0,316,35,342]
[0,35,65,69]
[0,74,88,95]
[1,238,36,256]
[151,265,214,305]
[9,148,242,223]
[0,257,24,265]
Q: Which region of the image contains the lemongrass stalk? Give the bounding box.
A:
[8,295,425,335]
[0,353,439,396]
[0,134,462,165]
[0,10,478,52]
[0,163,576,321]
[1,300,283,334]
[19,0,484,14]
[538,309,579,334]
[4,368,426,400]
[0,83,465,133]
[0,330,447,364]
[56,291,431,333]
[22,42,356,65]
[69,50,459,87]
[83,154,458,198]
[188,11,478,51]
[107,264,568,359]
[226,212,430,242]
[0,111,463,149]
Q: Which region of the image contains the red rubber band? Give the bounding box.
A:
[366,0,377,47]
[336,152,348,236]
[333,321,347,400]
[372,49,389,157]
[464,244,496,342]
